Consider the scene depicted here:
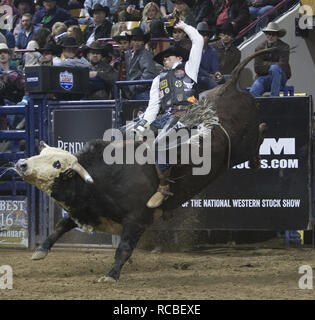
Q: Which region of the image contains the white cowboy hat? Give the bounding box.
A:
[262,22,286,37]
[0,43,13,55]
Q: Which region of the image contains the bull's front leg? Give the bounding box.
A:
[32,215,77,260]
[98,220,145,282]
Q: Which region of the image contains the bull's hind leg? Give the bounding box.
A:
[249,122,267,170]
[32,215,77,260]
[98,220,145,282]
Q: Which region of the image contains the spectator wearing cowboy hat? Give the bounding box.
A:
[196,21,220,92]
[132,21,203,208]
[124,27,157,100]
[249,22,291,97]
[83,0,120,23]
[84,4,112,45]
[33,0,78,30]
[82,40,118,99]
[53,36,90,67]
[211,22,241,79]
[37,42,61,65]
[113,30,131,81]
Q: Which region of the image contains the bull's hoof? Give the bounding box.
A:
[97,276,117,283]
[31,248,49,260]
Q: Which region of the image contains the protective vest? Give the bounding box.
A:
[159,63,196,111]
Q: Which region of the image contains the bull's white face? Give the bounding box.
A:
[15,143,93,195]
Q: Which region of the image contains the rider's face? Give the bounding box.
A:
[163,55,182,69]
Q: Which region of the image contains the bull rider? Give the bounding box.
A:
[132,20,203,209]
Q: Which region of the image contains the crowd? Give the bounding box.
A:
[0,0,293,119]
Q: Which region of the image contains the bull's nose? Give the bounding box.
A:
[16,159,28,172]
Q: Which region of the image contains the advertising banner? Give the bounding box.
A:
[173,96,313,230]
[0,196,28,247]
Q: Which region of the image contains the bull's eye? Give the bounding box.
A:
[53,160,61,169]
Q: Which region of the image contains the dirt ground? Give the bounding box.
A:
[1,239,315,300]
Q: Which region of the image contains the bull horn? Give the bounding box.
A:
[39,141,49,151]
[72,162,94,184]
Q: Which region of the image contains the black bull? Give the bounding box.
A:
[15,49,271,281]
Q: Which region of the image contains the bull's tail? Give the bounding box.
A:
[229,46,289,86]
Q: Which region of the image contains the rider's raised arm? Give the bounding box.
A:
[176,22,203,82]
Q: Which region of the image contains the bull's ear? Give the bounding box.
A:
[39,141,49,151]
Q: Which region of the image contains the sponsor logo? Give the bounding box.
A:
[234,138,299,170]
[160,79,168,90]
[59,71,73,91]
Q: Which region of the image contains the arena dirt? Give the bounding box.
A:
[1,240,315,300]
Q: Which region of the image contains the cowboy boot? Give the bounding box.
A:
[146,168,173,208]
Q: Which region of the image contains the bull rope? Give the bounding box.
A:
[178,100,232,170]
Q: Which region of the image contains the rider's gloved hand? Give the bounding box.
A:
[131,119,150,141]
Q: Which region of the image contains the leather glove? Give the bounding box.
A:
[131,119,150,141]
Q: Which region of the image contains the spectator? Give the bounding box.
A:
[160,0,173,18]
[113,30,131,81]
[211,22,240,77]
[0,29,15,49]
[148,19,170,51]
[33,0,78,30]
[125,27,157,100]
[110,21,128,38]
[0,43,25,105]
[140,2,161,34]
[172,24,191,50]
[84,4,112,45]
[67,25,84,45]
[15,13,38,49]
[214,0,250,35]
[192,0,215,26]
[84,0,120,22]
[248,0,281,32]
[147,20,171,72]
[37,42,61,65]
[66,0,84,10]
[0,43,26,132]
[165,0,196,27]
[52,21,67,37]
[118,0,160,22]
[249,22,291,97]
[196,21,220,92]
[51,21,68,44]
[82,41,118,99]
[12,0,35,38]
[53,36,90,67]
[24,27,51,66]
